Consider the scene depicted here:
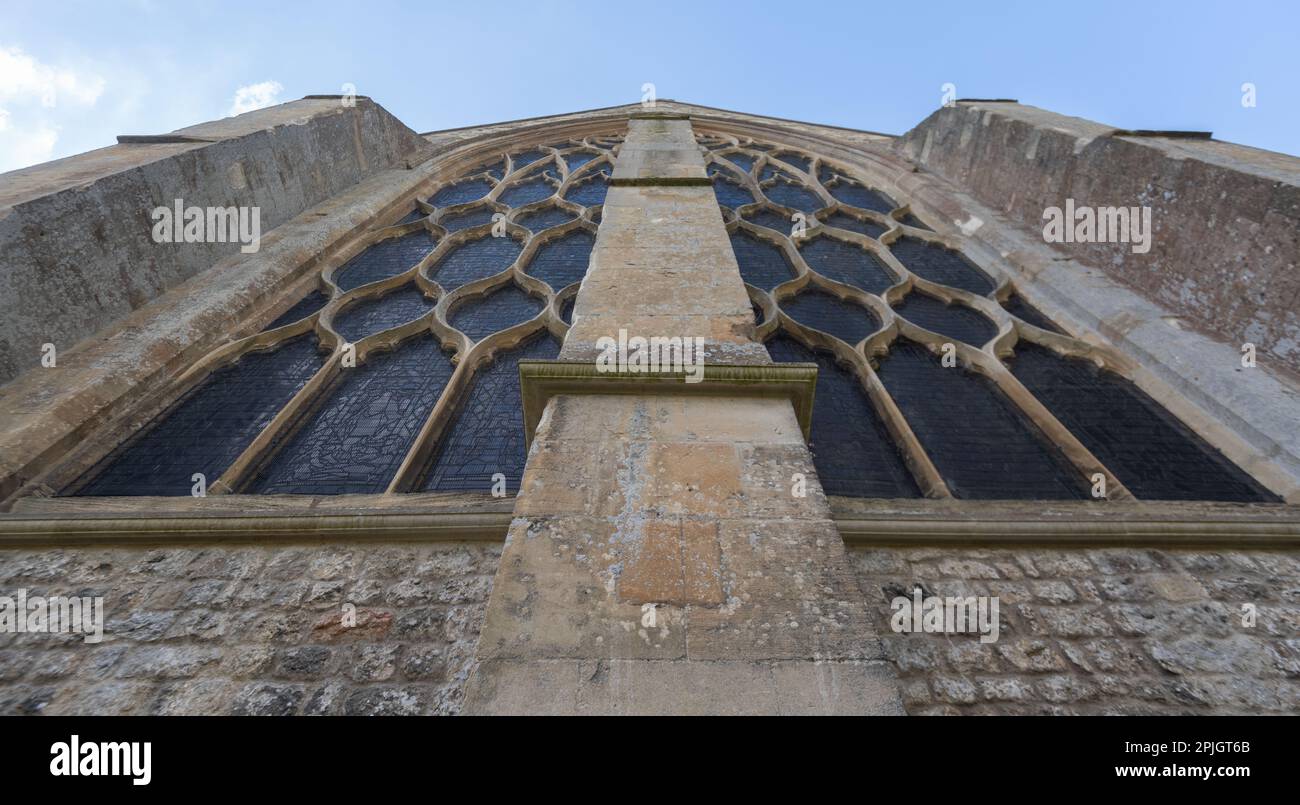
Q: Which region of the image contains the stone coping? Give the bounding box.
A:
[608,176,714,187]
[0,495,1296,548]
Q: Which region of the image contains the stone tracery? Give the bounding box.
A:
[698,130,1276,502]
[67,134,624,497]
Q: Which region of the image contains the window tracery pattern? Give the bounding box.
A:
[701,130,1277,502]
[67,131,623,497]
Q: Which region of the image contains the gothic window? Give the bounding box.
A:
[67,132,623,497]
[703,131,1278,502]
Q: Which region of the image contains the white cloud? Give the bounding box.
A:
[0,45,105,173]
[228,80,283,116]
[0,45,105,107]
[0,123,59,171]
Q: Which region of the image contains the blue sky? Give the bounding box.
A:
[2,0,1297,173]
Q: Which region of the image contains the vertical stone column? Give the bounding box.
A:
[462,115,904,714]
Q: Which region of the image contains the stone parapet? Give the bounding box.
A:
[0,97,431,387]
[896,101,1300,377]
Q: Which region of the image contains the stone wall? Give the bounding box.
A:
[0,541,498,715]
[0,97,430,387]
[896,101,1300,377]
[849,545,1300,714]
[6,539,1298,715]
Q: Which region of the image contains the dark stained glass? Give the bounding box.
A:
[822,212,887,239]
[564,151,597,172]
[828,181,895,214]
[477,160,506,180]
[892,292,998,346]
[899,212,933,231]
[430,235,523,291]
[516,206,576,232]
[73,336,324,496]
[774,152,811,174]
[782,289,880,345]
[419,335,561,494]
[333,286,433,343]
[250,335,455,495]
[758,165,793,184]
[764,178,824,213]
[263,289,328,331]
[560,296,576,325]
[1008,343,1277,502]
[1002,293,1062,333]
[767,335,919,498]
[449,285,544,341]
[439,206,495,232]
[743,209,798,235]
[713,177,754,209]
[888,237,995,296]
[524,230,594,290]
[729,231,795,291]
[724,153,756,173]
[571,160,611,179]
[333,231,437,291]
[397,206,426,225]
[876,340,1084,500]
[499,177,556,208]
[800,237,896,295]
[564,172,609,206]
[431,179,492,208]
[510,149,549,169]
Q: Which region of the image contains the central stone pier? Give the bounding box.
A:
[462,115,904,714]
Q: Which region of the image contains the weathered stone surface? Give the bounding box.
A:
[465,658,902,715]
[0,98,430,388]
[898,101,1300,377]
[0,542,498,715]
[849,545,1300,714]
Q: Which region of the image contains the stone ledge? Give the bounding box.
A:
[518,359,818,449]
[0,509,513,546]
[463,657,905,715]
[3,495,1296,548]
[832,497,1300,547]
[608,176,713,187]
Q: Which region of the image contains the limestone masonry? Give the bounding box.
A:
[0,97,1297,715]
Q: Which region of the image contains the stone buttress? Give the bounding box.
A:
[462,115,905,714]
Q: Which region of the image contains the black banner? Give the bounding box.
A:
[7,715,1286,792]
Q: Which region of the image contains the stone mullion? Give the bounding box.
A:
[384,351,477,494]
[850,353,954,498]
[976,359,1137,501]
[757,216,951,499]
[209,350,343,495]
